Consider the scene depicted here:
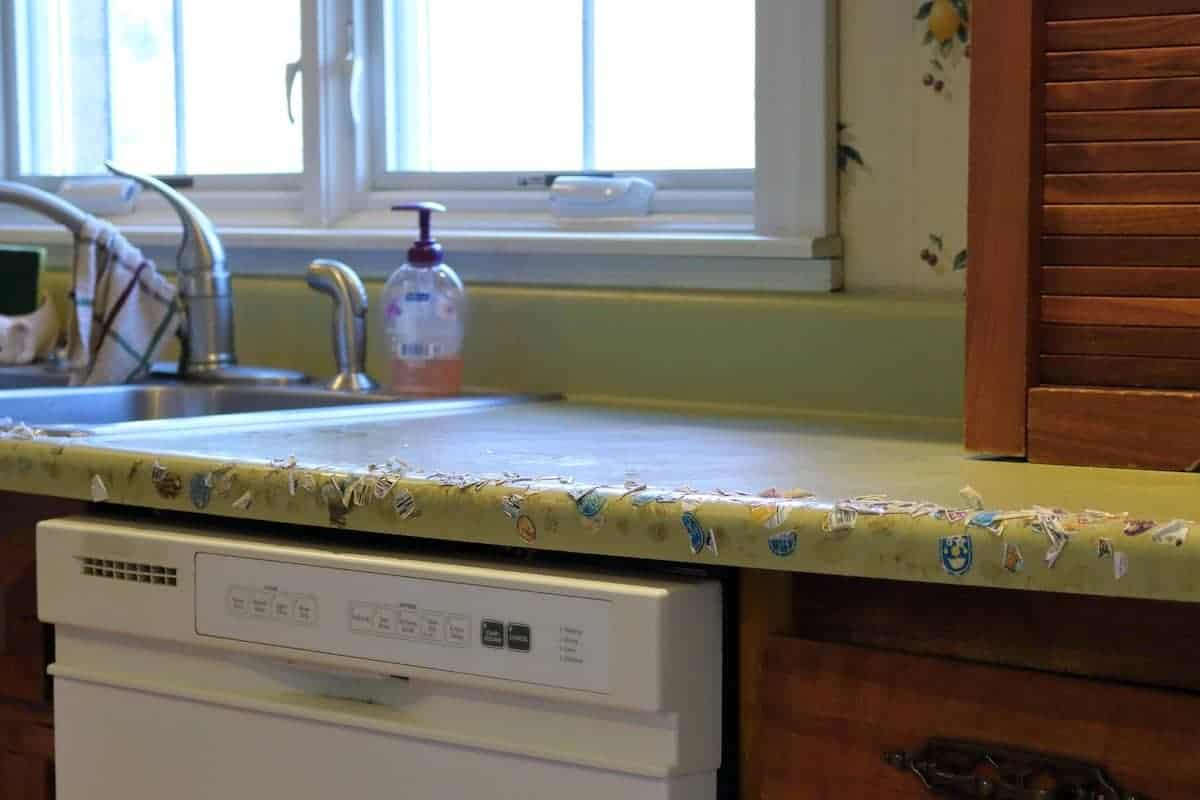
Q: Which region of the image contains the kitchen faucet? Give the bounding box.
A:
[103,163,304,385]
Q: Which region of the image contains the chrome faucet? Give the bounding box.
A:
[103,163,305,385]
[103,163,236,378]
[306,259,377,392]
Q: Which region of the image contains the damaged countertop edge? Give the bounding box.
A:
[2,437,1196,605]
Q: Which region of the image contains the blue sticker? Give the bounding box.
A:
[681,511,707,554]
[189,473,212,509]
[939,534,973,576]
[768,530,798,557]
[576,491,607,519]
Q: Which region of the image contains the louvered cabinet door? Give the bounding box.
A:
[967,0,1200,470]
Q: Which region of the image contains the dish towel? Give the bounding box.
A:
[66,218,182,385]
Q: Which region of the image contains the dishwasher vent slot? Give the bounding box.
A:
[79,557,177,586]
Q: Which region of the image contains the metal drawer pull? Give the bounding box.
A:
[884,737,1144,799]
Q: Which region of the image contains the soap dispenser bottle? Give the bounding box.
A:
[381,202,467,396]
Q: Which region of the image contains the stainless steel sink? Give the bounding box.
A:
[0,363,72,389]
[0,383,530,433]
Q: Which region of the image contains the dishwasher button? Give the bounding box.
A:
[294,596,318,625]
[273,594,294,620]
[251,591,273,617]
[481,619,505,649]
[349,603,374,632]
[227,586,249,616]
[506,623,532,653]
[446,614,470,646]
[420,610,444,642]
[372,607,397,635]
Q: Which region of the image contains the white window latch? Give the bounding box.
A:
[549,176,655,219]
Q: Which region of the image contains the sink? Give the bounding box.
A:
[0,363,72,389]
[0,383,531,433]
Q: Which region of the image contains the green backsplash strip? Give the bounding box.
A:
[42,272,966,421]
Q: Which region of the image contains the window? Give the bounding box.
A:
[374,0,754,187]
[0,0,836,287]
[8,0,301,180]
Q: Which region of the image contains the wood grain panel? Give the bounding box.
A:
[1042,323,1200,357]
[965,0,1043,456]
[739,571,793,800]
[1045,203,1200,234]
[1042,265,1200,295]
[1046,77,1200,110]
[1043,295,1200,325]
[1048,1,1200,22]
[758,637,1200,799]
[1045,172,1200,202]
[1047,140,1200,171]
[1047,13,1200,50]
[791,573,1200,692]
[1044,234,1200,264]
[1047,108,1200,141]
[1048,46,1200,81]
[1041,353,1200,387]
[1029,386,1200,469]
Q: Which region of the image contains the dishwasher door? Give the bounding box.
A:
[38,515,722,800]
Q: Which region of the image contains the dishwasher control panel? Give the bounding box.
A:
[195,553,611,693]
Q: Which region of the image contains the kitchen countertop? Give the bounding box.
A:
[2,399,1199,603]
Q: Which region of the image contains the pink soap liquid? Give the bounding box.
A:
[389,356,464,397]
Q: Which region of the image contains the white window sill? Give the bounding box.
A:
[0,202,842,291]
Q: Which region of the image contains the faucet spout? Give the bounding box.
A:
[104,162,236,375]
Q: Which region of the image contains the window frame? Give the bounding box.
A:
[1,0,305,191]
[0,0,839,291]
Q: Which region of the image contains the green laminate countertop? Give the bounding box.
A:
[1,399,1198,603]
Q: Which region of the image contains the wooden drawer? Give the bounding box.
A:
[757,637,1200,798]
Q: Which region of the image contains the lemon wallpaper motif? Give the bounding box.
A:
[839,0,971,291]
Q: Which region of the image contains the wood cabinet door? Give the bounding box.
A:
[0,706,54,800]
[757,637,1200,799]
[0,493,87,706]
[967,0,1200,469]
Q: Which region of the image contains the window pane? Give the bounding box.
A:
[593,1,754,171]
[180,0,302,174]
[381,0,753,177]
[109,1,177,174]
[385,0,582,173]
[15,0,301,176]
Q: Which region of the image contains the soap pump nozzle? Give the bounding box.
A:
[391,202,446,267]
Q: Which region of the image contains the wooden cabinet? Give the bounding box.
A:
[0,492,87,800]
[0,705,53,800]
[757,637,1200,799]
[967,0,1200,469]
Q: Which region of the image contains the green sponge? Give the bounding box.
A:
[0,246,43,316]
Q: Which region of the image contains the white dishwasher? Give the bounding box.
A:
[37,515,723,800]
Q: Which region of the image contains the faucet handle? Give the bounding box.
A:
[306,259,377,392]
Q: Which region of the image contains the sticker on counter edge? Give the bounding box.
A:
[189,473,212,509]
[1123,519,1154,537]
[823,506,858,534]
[768,529,798,557]
[681,510,713,556]
[1114,551,1129,580]
[1001,541,1023,574]
[516,515,537,544]
[575,489,607,520]
[393,488,417,519]
[232,490,253,511]
[90,474,108,503]
[939,534,973,576]
[1150,519,1190,547]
